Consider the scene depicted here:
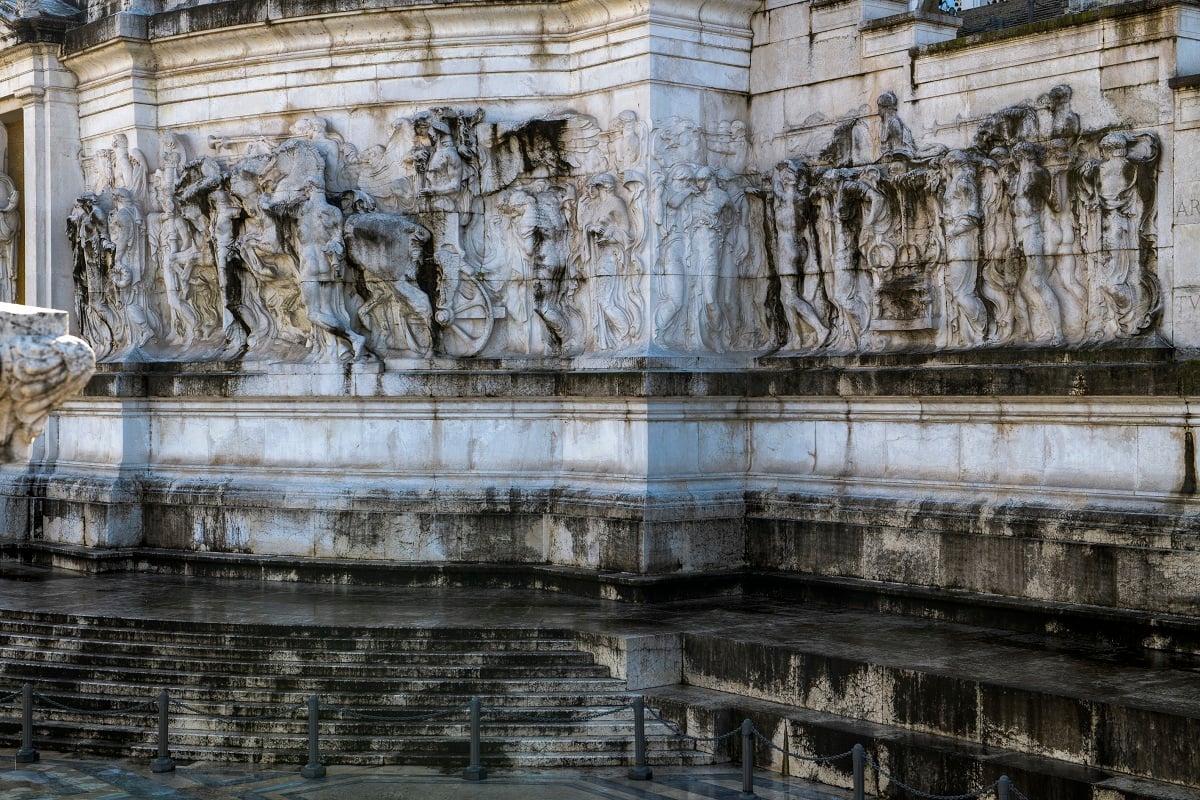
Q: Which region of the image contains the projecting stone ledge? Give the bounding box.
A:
[0,302,95,463]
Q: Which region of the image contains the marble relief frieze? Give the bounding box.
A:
[66,88,1161,364]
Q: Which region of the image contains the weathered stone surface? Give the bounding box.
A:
[0,303,95,463]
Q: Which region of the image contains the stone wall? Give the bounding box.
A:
[0,0,1197,614]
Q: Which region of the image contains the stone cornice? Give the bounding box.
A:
[60,0,758,55]
[78,346,1199,400]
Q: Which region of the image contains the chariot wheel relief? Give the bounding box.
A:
[437,271,496,357]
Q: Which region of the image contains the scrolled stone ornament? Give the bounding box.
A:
[0,304,95,463]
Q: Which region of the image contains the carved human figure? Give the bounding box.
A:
[108,188,158,350]
[1047,85,1080,140]
[344,210,433,356]
[854,165,895,292]
[708,120,750,175]
[67,194,119,358]
[612,110,644,176]
[349,144,415,213]
[526,180,578,352]
[579,173,643,350]
[176,156,240,347]
[820,118,871,168]
[111,134,150,210]
[0,171,19,304]
[90,149,114,194]
[683,166,738,352]
[1079,131,1159,338]
[771,160,830,350]
[150,175,206,345]
[208,181,242,338]
[291,116,353,194]
[1042,138,1087,342]
[654,117,705,168]
[1007,141,1063,344]
[652,162,695,347]
[423,121,465,199]
[877,91,916,158]
[229,164,310,352]
[978,148,1018,343]
[936,151,987,347]
[818,170,871,350]
[285,180,366,361]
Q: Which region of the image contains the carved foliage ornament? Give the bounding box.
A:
[0,304,95,463]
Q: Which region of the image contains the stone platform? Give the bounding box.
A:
[0,561,1196,800]
[0,757,846,800]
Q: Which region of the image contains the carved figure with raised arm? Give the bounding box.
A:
[771,159,830,350]
[936,150,988,347]
[1008,141,1063,345]
[1079,131,1160,338]
[580,173,643,350]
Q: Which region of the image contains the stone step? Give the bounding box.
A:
[677,611,1200,792]
[0,633,586,661]
[2,705,679,736]
[0,610,575,644]
[1,685,636,708]
[0,618,580,651]
[644,685,1198,800]
[121,742,712,769]
[0,649,609,677]
[0,719,705,766]
[0,662,623,692]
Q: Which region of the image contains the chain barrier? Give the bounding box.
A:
[483,703,632,724]
[326,704,468,723]
[644,705,741,743]
[752,728,854,764]
[865,752,1002,800]
[32,692,159,717]
[170,699,306,722]
[3,684,1032,799]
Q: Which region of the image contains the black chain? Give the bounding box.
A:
[170,699,306,722]
[644,706,741,743]
[33,692,158,717]
[752,729,854,764]
[866,752,1002,800]
[326,704,467,723]
[0,689,20,704]
[484,703,631,724]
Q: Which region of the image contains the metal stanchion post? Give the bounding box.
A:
[300,694,326,779]
[737,718,755,800]
[852,743,865,800]
[15,683,38,764]
[627,695,652,781]
[463,696,487,781]
[151,689,175,773]
[998,775,1011,800]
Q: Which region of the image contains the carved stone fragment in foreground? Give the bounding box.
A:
[0,303,96,463]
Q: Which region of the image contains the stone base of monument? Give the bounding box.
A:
[6,346,1200,616]
[0,575,1193,800]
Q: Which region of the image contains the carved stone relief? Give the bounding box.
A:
[0,127,19,306]
[71,110,655,362]
[0,303,95,463]
[768,86,1161,354]
[66,90,1161,363]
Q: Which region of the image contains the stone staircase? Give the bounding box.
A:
[0,609,701,768]
[643,601,1200,800]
